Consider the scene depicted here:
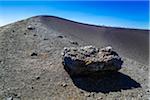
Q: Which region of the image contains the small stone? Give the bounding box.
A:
[147,89,150,92]
[101,46,112,52]
[27,25,34,30]
[90,92,95,97]
[31,52,38,56]
[57,35,63,38]
[36,76,40,80]
[44,38,48,40]
[80,91,84,94]
[61,82,67,87]
[97,97,103,100]
[33,34,37,36]
[85,93,91,97]
[14,93,18,97]
[12,30,15,32]
[70,41,79,45]
[24,33,26,35]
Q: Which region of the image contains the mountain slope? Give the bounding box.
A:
[0,16,149,100]
[39,15,149,65]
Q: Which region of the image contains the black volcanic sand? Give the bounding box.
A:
[0,16,149,100]
[40,16,149,65]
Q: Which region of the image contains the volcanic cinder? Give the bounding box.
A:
[62,46,123,75]
[0,15,149,100]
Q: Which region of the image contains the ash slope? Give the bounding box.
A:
[0,16,149,100]
[39,16,149,65]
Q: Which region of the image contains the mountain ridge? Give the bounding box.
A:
[0,15,149,99]
[0,15,149,65]
[1,15,149,31]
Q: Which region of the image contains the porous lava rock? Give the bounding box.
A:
[62,46,123,75]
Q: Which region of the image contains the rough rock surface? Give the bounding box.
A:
[62,46,123,75]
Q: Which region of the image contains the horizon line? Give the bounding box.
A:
[0,15,149,31]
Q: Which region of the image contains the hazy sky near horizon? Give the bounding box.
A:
[0,1,149,29]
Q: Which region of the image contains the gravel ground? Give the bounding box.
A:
[0,16,149,100]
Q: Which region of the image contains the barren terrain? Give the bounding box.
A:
[0,16,149,100]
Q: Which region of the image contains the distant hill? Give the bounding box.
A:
[37,15,149,65]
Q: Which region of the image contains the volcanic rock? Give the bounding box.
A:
[31,52,38,56]
[57,35,64,38]
[27,25,35,30]
[70,41,79,45]
[62,46,123,75]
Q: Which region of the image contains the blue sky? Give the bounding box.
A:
[0,1,149,29]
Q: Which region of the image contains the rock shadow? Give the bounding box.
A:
[64,66,141,93]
